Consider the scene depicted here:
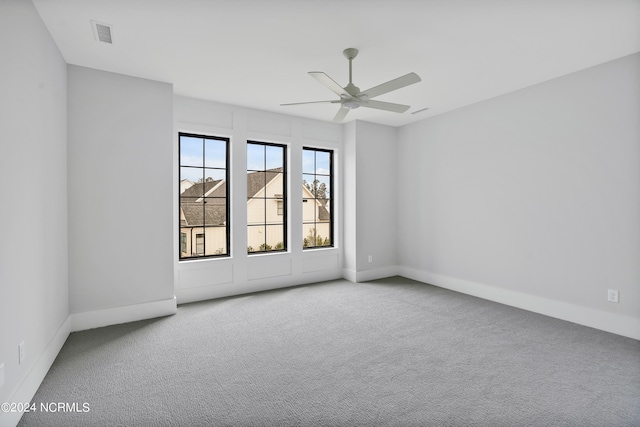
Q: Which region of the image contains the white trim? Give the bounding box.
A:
[355,266,401,283]
[342,266,400,283]
[176,270,343,304]
[399,266,640,341]
[70,297,177,332]
[1,317,71,427]
[342,268,357,283]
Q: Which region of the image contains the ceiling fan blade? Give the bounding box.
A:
[362,100,410,113]
[333,107,349,122]
[359,72,421,99]
[280,100,338,106]
[309,72,350,97]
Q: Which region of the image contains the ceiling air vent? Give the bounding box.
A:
[91,20,113,44]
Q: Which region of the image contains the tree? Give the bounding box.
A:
[303,179,327,199]
[196,177,215,183]
[303,227,330,248]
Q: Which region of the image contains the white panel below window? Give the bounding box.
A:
[179,263,233,288]
[247,256,292,280]
[303,253,339,273]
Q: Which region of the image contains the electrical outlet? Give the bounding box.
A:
[18,341,25,365]
[608,289,619,303]
[0,363,4,388]
[368,255,373,263]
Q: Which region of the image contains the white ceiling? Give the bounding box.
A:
[33,0,640,127]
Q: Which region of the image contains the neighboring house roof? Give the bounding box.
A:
[180,180,227,226]
[317,202,330,221]
[181,180,221,198]
[247,168,283,198]
[180,179,194,194]
[180,201,226,227]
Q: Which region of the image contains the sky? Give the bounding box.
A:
[180,135,331,196]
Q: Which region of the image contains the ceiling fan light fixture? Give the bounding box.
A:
[343,100,360,110]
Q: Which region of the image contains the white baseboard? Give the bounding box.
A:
[70,296,178,332]
[1,317,71,427]
[342,268,357,283]
[342,266,400,283]
[399,266,640,341]
[356,266,401,283]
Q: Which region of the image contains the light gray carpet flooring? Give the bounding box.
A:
[18,277,640,426]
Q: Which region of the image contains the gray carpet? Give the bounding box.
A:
[18,277,640,426]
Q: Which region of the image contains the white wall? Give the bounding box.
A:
[397,53,640,339]
[342,121,399,282]
[0,0,69,422]
[174,96,343,303]
[67,66,175,315]
[342,122,357,278]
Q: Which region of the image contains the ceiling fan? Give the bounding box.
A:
[281,48,421,122]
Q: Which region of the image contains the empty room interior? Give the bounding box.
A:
[2,0,640,425]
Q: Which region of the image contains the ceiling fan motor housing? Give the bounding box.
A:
[344,83,360,96]
[343,48,359,60]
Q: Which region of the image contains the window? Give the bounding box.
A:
[302,147,333,249]
[179,133,230,259]
[247,141,287,253]
[180,232,187,253]
[195,233,205,255]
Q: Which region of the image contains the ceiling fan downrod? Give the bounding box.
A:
[343,48,360,96]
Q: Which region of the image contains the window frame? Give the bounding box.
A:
[246,140,288,255]
[302,146,334,250]
[178,132,231,260]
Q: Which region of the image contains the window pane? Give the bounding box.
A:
[303,174,329,199]
[247,197,266,225]
[303,224,317,248]
[303,174,316,197]
[302,198,315,222]
[265,172,283,196]
[181,181,209,198]
[204,225,227,256]
[266,145,283,169]
[315,176,330,200]
[180,136,203,167]
[180,198,204,225]
[316,223,331,246]
[302,149,315,174]
[203,198,226,227]
[265,198,283,224]
[204,138,226,168]
[203,169,226,183]
[266,225,284,251]
[181,227,205,256]
[315,151,330,174]
[247,171,266,198]
[247,143,264,171]
[247,225,265,252]
[180,166,202,187]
